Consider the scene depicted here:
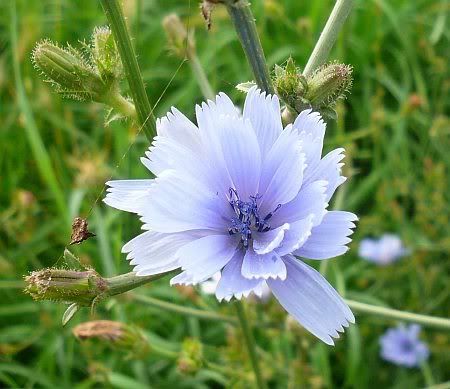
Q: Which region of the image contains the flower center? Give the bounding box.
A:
[400,338,414,353]
[227,188,281,248]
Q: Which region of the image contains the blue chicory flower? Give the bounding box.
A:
[380,324,429,367]
[104,87,357,344]
[359,234,409,265]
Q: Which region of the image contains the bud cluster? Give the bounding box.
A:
[273,58,353,120]
[32,27,135,122]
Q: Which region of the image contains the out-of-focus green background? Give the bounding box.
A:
[0,0,449,387]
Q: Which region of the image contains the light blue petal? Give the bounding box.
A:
[216,251,263,301]
[242,249,286,280]
[104,179,153,214]
[243,87,282,156]
[122,231,201,276]
[140,170,232,233]
[216,115,261,200]
[295,211,357,260]
[177,234,237,283]
[270,180,328,229]
[258,126,306,212]
[276,216,314,256]
[253,223,289,255]
[267,255,354,345]
[302,148,346,202]
[293,109,326,171]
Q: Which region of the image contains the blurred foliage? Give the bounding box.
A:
[0,0,449,387]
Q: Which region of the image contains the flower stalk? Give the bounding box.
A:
[303,0,354,77]
[163,13,215,100]
[24,268,450,330]
[225,0,273,94]
[345,299,450,330]
[235,301,267,389]
[100,0,156,142]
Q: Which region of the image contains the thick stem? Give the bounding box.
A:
[225,0,273,94]
[346,299,450,330]
[100,0,155,142]
[235,301,267,389]
[303,0,354,77]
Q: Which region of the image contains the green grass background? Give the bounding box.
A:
[0,0,449,387]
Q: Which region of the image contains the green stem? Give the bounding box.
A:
[188,53,215,100]
[346,299,450,330]
[303,0,354,77]
[106,271,174,297]
[132,293,237,324]
[107,92,137,119]
[100,0,155,142]
[235,301,267,389]
[225,0,273,94]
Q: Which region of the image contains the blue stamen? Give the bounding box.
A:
[227,188,281,248]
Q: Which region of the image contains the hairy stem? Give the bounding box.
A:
[100,0,155,142]
[303,0,354,77]
[235,301,267,389]
[225,0,273,94]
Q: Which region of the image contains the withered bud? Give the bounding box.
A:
[73,320,150,357]
[163,14,195,58]
[70,217,96,245]
[24,267,106,306]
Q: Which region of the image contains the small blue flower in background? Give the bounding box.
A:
[380,324,429,367]
[359,234,409,265]
[105,87,357,344]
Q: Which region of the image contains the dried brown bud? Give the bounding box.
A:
[70,217,95,245]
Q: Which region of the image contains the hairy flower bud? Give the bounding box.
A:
[306,62,353,116]
[163,14,195,58]
[273,58,353,120]
[24,267,106,306]
[73,320,150,357]
[32,40,104,101]
[91,26,123,81]
[273,57,307,112]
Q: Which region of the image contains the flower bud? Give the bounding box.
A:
[163,14,195,58]
[24,267,106,306]
[273,58,353,120]
[32,40,103,101]
[306,62,353,110]
[273,57,307,110]
[177,338,203,375]
[73,320,149,357]
[91,26,123,81]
